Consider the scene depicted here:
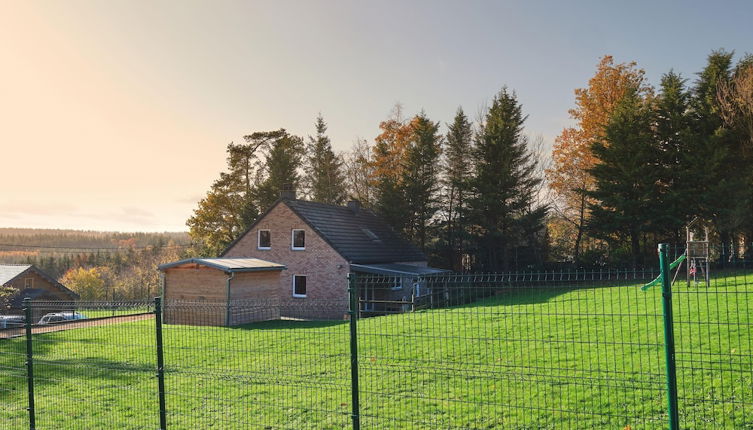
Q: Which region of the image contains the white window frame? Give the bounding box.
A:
[291,229,306,250]
[292,275,307,298]
[391,276,403,291]
[257,229,271,250]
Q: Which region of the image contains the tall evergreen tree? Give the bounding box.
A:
[305,115,347,205]
[469,88,547,271]
[253,130,305,209]
[442,108,474,270]
[690,50,744,250]
[401,113,443,252]
[187,130,280,255]
[547,56,650,263]
[653,71,696,240]
[587,88,660,266]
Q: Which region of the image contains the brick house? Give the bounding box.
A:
[160,196,447,324]
[219,196,447,317]
[1,264,79,320]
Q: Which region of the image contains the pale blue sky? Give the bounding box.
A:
[1,1,751,231]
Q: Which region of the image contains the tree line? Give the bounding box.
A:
[189,93,548,271]
[548,50,753,266]
[188,48,753,270]
[0,231,188,301]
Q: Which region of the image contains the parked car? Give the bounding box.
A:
[38,312,87,325]
[0,315,25,329]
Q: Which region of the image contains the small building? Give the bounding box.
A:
[159,195,448,325]
[158,257,286,326]
[220,196,448,317]
[1,264,79,320]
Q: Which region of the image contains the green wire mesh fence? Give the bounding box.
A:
[160,298,352,429]
[0,252,751,429]
[354,269,668,429]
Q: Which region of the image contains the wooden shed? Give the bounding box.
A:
[158,257,286,326]
[1,264,79,321]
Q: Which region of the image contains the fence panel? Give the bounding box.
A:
[161,298,352,429]
[354,271,669,429]
[0,315,28,429]
[673,263,753,428]
[2,262,752,429]
[27,300,158,429]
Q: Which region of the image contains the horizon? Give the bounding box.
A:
[2,1,752,232]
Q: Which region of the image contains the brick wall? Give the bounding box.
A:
[163,265,284,325]
[224,202,350,317]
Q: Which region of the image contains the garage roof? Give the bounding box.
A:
[158,258,286,273]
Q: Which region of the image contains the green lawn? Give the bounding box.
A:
[1,272,752,429]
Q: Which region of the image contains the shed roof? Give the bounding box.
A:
[221,199,427,264]
[0,264,31,285]
[158,258,286,273]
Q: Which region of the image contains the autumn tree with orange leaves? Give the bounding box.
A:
[547,56,651,263]
[370,105,414,233]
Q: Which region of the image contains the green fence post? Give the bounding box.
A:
[154,297,167,430]
[659,243,680,430]
[347,273,361,430]
[23,298,36,430]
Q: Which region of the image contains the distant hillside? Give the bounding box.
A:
[0,228,189,250]
[0,228,193,295]
[0,228,191,275]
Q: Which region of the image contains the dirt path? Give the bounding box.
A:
[0,313,154,339]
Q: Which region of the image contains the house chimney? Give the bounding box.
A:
[280,184,296,200]
[347,200,361,213]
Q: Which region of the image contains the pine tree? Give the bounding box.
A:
[547,56,650,263]
[187,131,279,255]
[469,88,547,271]
[690,50,744,250]
[653,71,696,240]
[442,108,474,269]
[587,88,660,266]
[254,130,305,209]
[305,115,347,205]
[187,129,298,255]
[401,113,443,252]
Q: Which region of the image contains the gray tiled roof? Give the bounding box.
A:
[284,200,426,264]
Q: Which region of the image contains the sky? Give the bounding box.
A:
[1,0,751,232]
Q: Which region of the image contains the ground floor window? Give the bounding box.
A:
[292,275,307,298]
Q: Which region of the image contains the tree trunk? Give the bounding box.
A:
[630,231,641,268]
[572,194,587,265]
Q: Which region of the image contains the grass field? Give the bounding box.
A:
[1,272,752,429]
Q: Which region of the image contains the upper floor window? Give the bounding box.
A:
[258,230,271,250]
[291,229,305,250]
[24,278,34,289]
